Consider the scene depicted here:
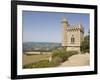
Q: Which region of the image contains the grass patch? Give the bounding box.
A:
[23,54,50,65]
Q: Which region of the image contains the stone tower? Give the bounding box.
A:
[61,17,84,53]
[61,17,69,46]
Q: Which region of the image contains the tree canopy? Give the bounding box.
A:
[81,34,90,53]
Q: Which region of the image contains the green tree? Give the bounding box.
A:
[81,34,90,53]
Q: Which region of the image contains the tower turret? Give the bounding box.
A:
[61,17,69,46]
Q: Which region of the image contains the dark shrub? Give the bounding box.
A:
[81,35,90,53]
[52,48,68,62]
[49,57,62,67]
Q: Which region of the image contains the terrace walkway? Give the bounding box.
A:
[60,53,90,67]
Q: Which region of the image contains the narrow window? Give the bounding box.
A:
[71,35,75,44]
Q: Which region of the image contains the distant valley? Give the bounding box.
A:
[23,42,61,52]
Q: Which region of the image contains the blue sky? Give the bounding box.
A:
[22,11,89,42]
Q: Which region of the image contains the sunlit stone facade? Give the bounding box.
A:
[61,17,84,53]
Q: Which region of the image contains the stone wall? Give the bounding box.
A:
[66,46,80,53]
[61,17,84,53]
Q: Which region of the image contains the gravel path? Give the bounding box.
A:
[60,53,90,67]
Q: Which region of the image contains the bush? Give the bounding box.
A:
[52,48,68,62]
[49,57,62,67]
[52,48,78,62]
[81,35,90,53]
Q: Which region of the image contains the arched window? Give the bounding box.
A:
[71,35,75,44]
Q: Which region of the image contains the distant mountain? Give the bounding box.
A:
[23,42,61,52]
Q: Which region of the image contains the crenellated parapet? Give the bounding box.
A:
[67,24,84,33]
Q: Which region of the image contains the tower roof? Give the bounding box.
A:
[61,17,68,22]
